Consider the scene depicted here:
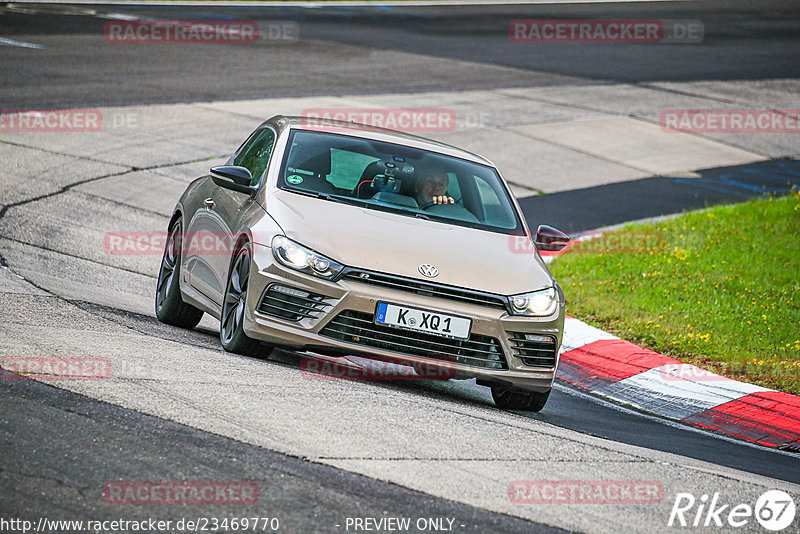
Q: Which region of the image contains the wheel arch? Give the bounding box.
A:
[223,231,255,287]
[168,205,184,230]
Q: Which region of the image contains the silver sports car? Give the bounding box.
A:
[156,115,569,411]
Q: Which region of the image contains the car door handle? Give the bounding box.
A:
[204,198,215,210]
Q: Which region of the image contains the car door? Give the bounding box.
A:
[184,127,276,307]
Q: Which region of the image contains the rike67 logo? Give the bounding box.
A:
[668,490,796,531]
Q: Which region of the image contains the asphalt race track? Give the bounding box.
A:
[1,2,799,533]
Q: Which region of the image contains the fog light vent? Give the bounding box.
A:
[509,333,557,368]
[257,284,330,322]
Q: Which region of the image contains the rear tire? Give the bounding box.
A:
[491,386,550,412]
[155,219,203,329]
[220,241,261,356]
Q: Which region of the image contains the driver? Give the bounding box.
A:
[415,170,454,207]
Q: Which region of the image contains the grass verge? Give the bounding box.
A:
[550,190,800,395]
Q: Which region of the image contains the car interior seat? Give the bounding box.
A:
[286,143,336,194]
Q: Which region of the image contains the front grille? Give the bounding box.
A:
[257,284,330,322]
[320,310,508,370]
[509,333,558,367]
[342,268,508,311]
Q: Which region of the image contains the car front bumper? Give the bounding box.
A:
[243,243,565,393]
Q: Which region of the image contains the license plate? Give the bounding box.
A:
[375,302,471,340]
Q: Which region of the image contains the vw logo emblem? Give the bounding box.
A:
[418,264,439,278]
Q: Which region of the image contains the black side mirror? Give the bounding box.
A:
[211,166,256,196]
[534,225,570,252]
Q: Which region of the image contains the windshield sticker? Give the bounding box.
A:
[287,174,304,184]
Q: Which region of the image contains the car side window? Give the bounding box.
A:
[473,175,516,228]
[233,128,276,186]
[446,172,461,200]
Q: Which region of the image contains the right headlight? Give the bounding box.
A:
[508,287,558,317]
[271,236,343,280]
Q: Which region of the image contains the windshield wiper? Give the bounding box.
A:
[287,188,373,207]
[414,213,431,220]
[287,188,344,203]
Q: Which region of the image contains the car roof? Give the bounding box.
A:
[264,115,495,167]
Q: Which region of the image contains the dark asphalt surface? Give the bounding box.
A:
[521,158,800,233]
[1,1,797,229]
[2,1,799,530]
[52,303,800,487]
[1,1,800,108]
[0,370,565,534]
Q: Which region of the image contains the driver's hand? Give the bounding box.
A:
[432,195,455,205]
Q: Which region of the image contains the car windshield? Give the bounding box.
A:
[277,129,525,235]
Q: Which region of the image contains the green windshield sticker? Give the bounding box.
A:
[287,174,304,184]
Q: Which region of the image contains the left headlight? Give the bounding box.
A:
[508,287,559,317]
[271,235,343,280]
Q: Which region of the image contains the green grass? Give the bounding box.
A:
[550,190,800,394]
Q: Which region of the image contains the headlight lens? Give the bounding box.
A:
[271,236,343,280]
[508,287,558,316]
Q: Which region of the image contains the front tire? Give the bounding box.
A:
[491,386,550,412]
[155,219,203,329]
[220,241,260,356]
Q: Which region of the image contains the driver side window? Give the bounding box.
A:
[234,128,276,186]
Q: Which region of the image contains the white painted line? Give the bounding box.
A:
[0,37,46,49]
[560,316,618,353]
[94,13,145,21]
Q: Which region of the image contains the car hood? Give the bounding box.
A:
[262,190,554,296]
